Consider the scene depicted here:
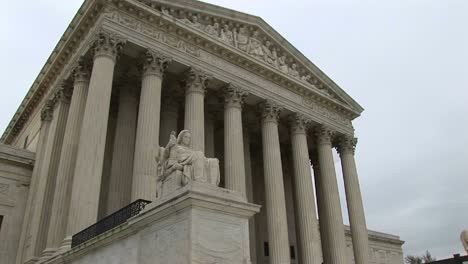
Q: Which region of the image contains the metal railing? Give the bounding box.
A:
[71,199,151,248]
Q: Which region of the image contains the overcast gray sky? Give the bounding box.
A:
[2,0,467,260]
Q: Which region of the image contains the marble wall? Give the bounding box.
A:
[0,144,34,264]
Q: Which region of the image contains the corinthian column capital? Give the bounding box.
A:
[336,135,357,156]
[92,30,126,61]
[54,82,73,104]
[289,113,310,135]
[142,49,172,77]
[41,101,54,122]
[183,67,212,95]
[314,125,335,146]
[72,58,92,84]
[223,84,248,108]
[259,100,282,124]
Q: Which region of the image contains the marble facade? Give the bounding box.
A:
[0,0,404,264]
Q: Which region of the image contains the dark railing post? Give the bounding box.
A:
[71,199,151,248]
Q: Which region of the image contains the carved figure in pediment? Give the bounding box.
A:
[236,26,249,52]
[262,40,278,67]
[301,74,311,83]
[248,30,264,60]
[278,55,289,74]
[181,15,204,31]
[220,24,235,46]
[161,7,172,16]
[155,130,220,198]
[462,230,468,254]
[288,63,300,78]
[204,22,220,37]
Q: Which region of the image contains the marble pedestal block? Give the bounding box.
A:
[42,182,260,264]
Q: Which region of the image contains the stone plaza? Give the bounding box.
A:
[0,0,404,263]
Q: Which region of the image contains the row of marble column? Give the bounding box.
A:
[19,30,370,264]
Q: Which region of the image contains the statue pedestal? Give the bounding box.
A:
[139,182,259,264]
[44,182,260,264]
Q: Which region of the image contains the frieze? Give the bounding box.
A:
[104,10,201,58]
[303,97,353,129]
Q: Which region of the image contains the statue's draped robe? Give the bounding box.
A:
[158,144,220,197]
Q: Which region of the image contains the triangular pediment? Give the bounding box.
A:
[132,0,364,116]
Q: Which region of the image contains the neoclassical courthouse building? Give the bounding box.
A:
[0,0,404,264]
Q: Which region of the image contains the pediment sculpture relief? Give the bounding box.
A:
[156,7,338,97]
[155,130,220,198]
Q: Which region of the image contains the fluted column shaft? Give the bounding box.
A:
[311,158,325,263]
[315,126,347,264]
[44,62,90,253]
[205,112,215,158]
[289,114,320,264]
[260,101,290,264]
[224,85,248,196]
[243,127,257,262]
[338,136,370,264]
[24,89,71,262]
[98,106,118,220]
[107,86,138,214]
[132,50,171,201]
[183,68,210,152]
[159,95,179,147]
[67,31,124,236]
[16,106,53,264]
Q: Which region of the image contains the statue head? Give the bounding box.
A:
[213,22,219,29]
[177,130,192,147]
[462,230,468,254]
[192,15,198,23]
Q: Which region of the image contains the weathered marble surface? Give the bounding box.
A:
[41,182,259,264]
[0,144,34,264]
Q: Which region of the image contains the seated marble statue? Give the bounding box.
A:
[155,130,220,198]
[461,230,468,254]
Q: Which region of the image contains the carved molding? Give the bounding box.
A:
[259,100,282,124]
[223,84,248,109]
[103,10,202,58]
[303,97,353,129]
[142,49,172,77]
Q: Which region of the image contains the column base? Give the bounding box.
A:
[58,236,72,252]
[39,182,260,264]
[38,248,56,262]
[24,257,39,264]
